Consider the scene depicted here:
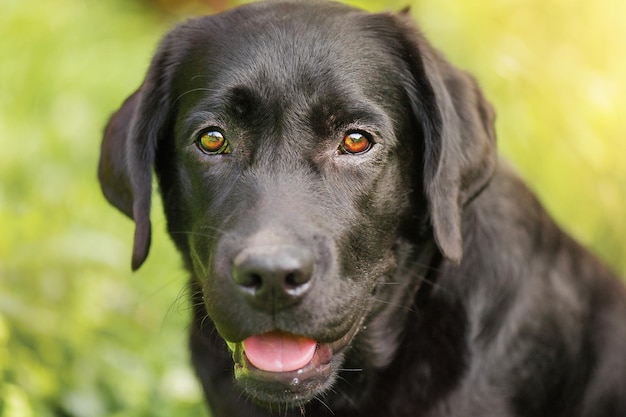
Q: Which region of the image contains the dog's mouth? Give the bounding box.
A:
[228,321,362,405]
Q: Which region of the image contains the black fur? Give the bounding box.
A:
[98,2,626,416]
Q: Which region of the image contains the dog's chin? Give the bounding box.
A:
[227,321,362,407]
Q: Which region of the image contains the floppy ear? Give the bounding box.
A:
[391,13,497,263]
[98,40,177,270]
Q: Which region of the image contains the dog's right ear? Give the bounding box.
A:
[98,35,178,270]
[98,89,152,271]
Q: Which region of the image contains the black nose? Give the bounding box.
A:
[232,244,314,311]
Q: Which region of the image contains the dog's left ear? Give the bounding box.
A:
[388,13,497,263]
[98,37,177,271]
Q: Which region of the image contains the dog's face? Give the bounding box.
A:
[99,1,496,407]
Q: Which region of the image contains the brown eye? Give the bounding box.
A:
[198,130,230,154]
[339,132,371,155]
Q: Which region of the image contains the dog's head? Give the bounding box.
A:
[99,1,496,407]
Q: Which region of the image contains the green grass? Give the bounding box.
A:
[1,0,624,415]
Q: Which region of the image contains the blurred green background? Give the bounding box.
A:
[1,0,625,415]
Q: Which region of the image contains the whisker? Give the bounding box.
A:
[190,74,210,82]
[168,225,242,246]
[168,230,215,238]
[200,313,212,336]
[173,87,214,106]
[313,396,335,415]
[371,297,416,313]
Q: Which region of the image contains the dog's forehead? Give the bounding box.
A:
[172,2,405,108]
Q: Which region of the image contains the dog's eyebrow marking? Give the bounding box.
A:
[226,86,258,118]
[309,98,394,144]
[182,111,222,140]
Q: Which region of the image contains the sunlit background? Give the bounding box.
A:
[1,0,625,415]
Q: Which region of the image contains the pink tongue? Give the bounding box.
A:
[243,332,317,373]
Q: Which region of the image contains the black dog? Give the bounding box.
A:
[98,1,626,416]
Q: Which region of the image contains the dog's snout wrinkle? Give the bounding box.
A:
[232,244,314,312]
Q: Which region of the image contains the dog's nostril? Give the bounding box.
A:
[237,272,263,293]
[284,271,312,296]
[285,272,298,288]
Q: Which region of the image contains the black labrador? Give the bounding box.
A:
[98,1,626,416]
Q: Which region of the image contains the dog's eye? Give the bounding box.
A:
[197,130,231,155]
[338,132,372,155]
